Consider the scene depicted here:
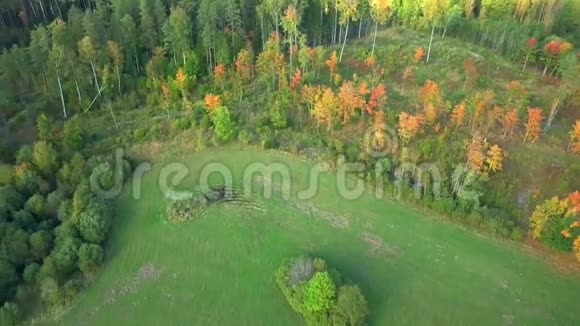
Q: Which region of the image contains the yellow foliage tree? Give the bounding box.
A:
[486,144,503,172]
[312,87,337,131]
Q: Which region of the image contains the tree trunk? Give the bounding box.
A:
[339,20,349,63]
[522,53,529,72]
[56,71,67,119]
[543,98,560,133]
[89,59,100,95]
[109,103,119,129]
[371,21,378,57]
[426,24,435,63]
[333,4,338,43]
[116,64,121,95]
[358,18,363,38]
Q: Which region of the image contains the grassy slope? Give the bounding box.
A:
[52,148,580,326]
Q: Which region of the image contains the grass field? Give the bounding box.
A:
[51,148,580,325]
[0,163,11,186]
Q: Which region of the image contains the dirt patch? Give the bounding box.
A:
[291,201,350,229]
[360,231,398,257]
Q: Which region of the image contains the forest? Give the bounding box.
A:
[0,0,579,324]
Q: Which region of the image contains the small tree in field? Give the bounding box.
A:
[211,106,234,141]
[523,107,544,143]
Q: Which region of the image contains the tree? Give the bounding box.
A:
[36,113,51,142]
[419,80,441,124]
[568,120,580,154]
[213,64,227,88]
[163,6,193,66]
[422,0,450,63]
[325,50,338,84]
[32,141,59,176]
[281,5,301,76]
[0,259,17,297]
[235,48,253,81]
[29,230,52,261]
[413,46,426,64]
[77,200,112,244]
[211,106,234,141]
[529,195,577,251]
[486,144,503,172]
[0,302,21,326]
[119,14,140,73]
[466,134,486,172]
[332,285,369,326]
[337,80,364,124]
[290,68,302,89]
[174,67,189,103]
[522,36,537,72]
[106,40,124,95]
[372,110,387,149]
[523,107,544,143]
[304,271,336,313]
[451,101,466,128]
[337,0,360,62]
[397,112,422,145]
[544,53,579,133]
[369,0,395,57]
[78,36,101,96]
[501,108,519,139]
[204,94,222,113]
[312,87,337,131]
[256,32,285,89]
[366,84,386,115]
[78,243,104,276]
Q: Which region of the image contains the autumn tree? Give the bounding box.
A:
[204,93,222,114]
[451,101,467,128]
[413,46,426,64]
[312,87,337,131]
[397,112,422,145]
[337,80,365,124]
[369,0,395,57]
[501,108,519,139]
[529,195,578,251]
[568,120,580,154]
[281,5,301,76]
[486,144,503,172]
[419,80,442,124]
[523,107,544,143]
[290,68,302,89]
[235,48,253,81]
[372,110,387,149]
[466,134,486,172]
[325,50,338,84]
[174,67,188,104]
[366,84,386,115]
[257,32,285,89]
[213,64,226,88]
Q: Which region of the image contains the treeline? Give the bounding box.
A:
[1,0,579,135]
[0,115,132,324]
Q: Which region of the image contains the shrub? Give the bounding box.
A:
[0,302,21,326]
[78,243,104,277]
[276,256,369,326]
[63,117,85,151]
[166,198,205,223]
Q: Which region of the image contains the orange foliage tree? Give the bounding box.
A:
[366,84,386,115]
[419,80,442,124]
[213,64,226,86]
[466,134,486,172]
[397,112,422,145]
[501,108,519,139]
[204,93,222,113]
[325,51,338,84]
[290,68,302,89]
[486,144,504,172]
[451,101,467,128]
[413,47,426,64]
[337,80,365,124]
[568,120,580,153]
[470,90,493,131]
[235,48,253,81]
[523,107,544,143]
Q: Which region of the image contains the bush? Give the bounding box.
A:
[276,256,369,326]
[166,198,205,223]
[78,243,104,277]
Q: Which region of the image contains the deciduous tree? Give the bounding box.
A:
[397,112,422,145]
[325,50,338,84]
[523,107,544,143]
[451,101,466,128]
[337,80,365,124]
[369,0,394,57]
[466,134,486,172]
[486,144,503,172]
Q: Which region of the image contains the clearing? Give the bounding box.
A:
[51,149,580,325]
